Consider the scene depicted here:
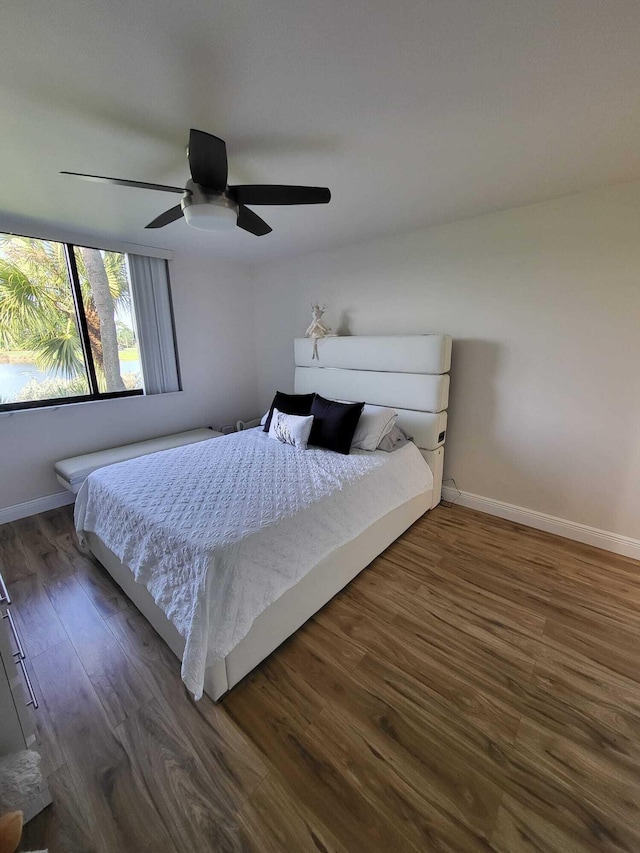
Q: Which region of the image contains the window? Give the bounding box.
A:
[0,233,179,412]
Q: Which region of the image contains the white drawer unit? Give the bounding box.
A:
[0,570,52,822]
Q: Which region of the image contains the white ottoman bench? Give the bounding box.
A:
[55,428,221,494]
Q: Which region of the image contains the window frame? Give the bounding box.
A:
[0,234,144,413]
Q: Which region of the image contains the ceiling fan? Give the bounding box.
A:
[61,128,331,236]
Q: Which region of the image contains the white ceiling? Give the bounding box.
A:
[2,0,640,260]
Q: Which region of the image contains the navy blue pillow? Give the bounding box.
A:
[309,395,364,454]
[263,391,316,431]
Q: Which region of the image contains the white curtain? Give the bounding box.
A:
[128,254,180,394]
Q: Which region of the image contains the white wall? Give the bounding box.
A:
[0,249,257,512]
[253,181,640,541]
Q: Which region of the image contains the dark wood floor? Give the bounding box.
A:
[2,503,640,852]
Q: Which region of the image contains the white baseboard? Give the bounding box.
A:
[441,487,640,561]
[0,491,75,526]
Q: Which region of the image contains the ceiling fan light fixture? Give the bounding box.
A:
[181,180,238,231]
[183,202,238,231]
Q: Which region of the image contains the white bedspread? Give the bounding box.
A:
[75,429,432,697]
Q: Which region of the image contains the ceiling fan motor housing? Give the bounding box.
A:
[181,179,238,230]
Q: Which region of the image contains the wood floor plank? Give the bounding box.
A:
[516,642,640,764]
[116,697,247,852]
[358,552,424,590]
[10,515,49,557]
[390,533,551,619]
[7,574,67,658]
[394,504,462,547]
[539,531,640,577]
[496,742,636,852]
[490,794,603,853]
[305,612,522,748]
[308,702,497,852]
[0,520,33,584]
[318,581,537,693]
[31,639,178,853]
[19,762,102,853]
[352,649,638,851]
[54,531,131,618]
[37,505,74,538]
[45,573,152,726]
[508,717,640,851]
[543,615,640,684]
[75,559,133,619]
[259,651,330,728]
[226,668,422,853]
[335,579,401,625]
[107,607,268,807]
[15,515,76,584]
[237,771,350,853]
[27,665,66,778]
[438,546,555,611]
[549,560,640,607]
[296,612,368,670]
[544,582,640,638]
[396,574,545,659]
[240,628,502,848]
[251,629,355,723]
[390,608,536,695]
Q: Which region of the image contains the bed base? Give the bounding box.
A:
[85,489,431,702]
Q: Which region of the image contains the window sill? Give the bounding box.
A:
[0,390,183,418]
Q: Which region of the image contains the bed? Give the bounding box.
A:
[75,334,451,701]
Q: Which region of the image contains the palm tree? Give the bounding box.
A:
[0,235,131,394]
[78,246,126,391]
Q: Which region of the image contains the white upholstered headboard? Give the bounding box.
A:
[293,334,451,507]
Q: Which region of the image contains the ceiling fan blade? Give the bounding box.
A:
[188,129,228,190]
[237,205,272,236]
[145,205,184,229]
[229,185,330,206]
[60,172,185,194]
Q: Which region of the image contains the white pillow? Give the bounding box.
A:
[350,404,398,451]
[268,408,314,449]
[260,411,269,426]
[377,424,412,452]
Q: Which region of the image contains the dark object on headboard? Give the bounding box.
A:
[264,391,316,431]
[309,395,364,455]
